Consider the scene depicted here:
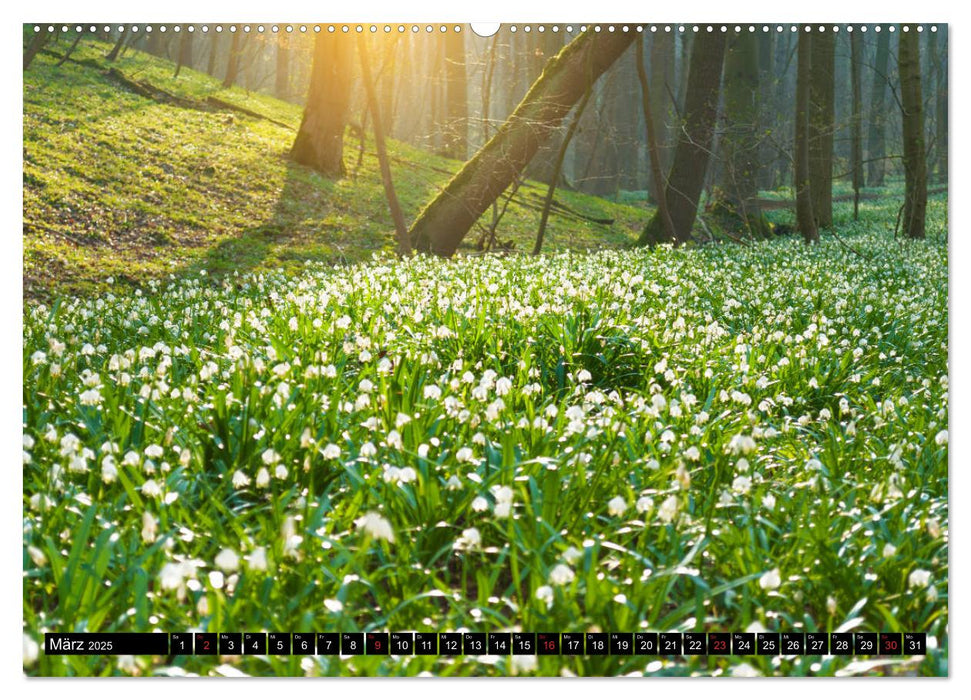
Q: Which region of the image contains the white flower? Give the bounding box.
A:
[101,456,118,483]
[274,464,288,480]
[562,546,583,564]
[27,545,47,568]
[245,547,268,571]
[471,496,489,512]
[208,570,225,590]
[882,543,897,558]
[636,496,654,514]
[321,444,341,460]
[728,434,757,455]
[607,496,627,517]
[495,377,513,395]
[658,495,679,523]
[762,493,776,511]
[355,512,395,542]
[935,430,948,446]
[683,446,701,462]
[926,518,941,539]
[360,442,377,458]
[158,562,184,590]
[23,634,39,667]
[454,527,481,551]
[232,470,251,489]
[826,596,838,615]
[141,511,158,543]
[423,385,442,400]
[456,447,475,463]
[145,444,164,459]
[535,584,554,608]
[732,475,752,495]
[908,568,932,589]
[494,501,512,518]
[255,468,270,488]
[261,448,281,465]
[324,598,343,613]
[549,563,575,586]
[215,548,240,572]
[141,479,162,498]
[759,568,781,590]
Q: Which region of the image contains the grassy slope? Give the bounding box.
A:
[23,40,652,298]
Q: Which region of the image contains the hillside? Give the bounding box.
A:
[23,39,652,298]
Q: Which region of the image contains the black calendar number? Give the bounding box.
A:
[415,633,437,655]
[806,632,828,655]
[390,632,413,655]
[366,632,389,655]
[268,633,290,655]
[513,633,536,655]
[708,633,730,655]
[488,632,511,655]
[732,633,754,655]
[757,633,780,656]
[464,632,486,654]
[659,633,682,655]
[586,633,609,656]
[684,632,706,656]
[219,633,241,655]
[904,633,926,655]
[609,633,633,655]
[561,633,584,655]
[537,633,559,655]
[855,633,877,655]
[170,633,192,655]
[439,633,461,656]
[635,632,658,655]
[830,633,853,656]
[316,633,339,655]
[243,633,266,654]
[195,633,217,656]
[341,632,364,655]
[781,632,805,655]
[293,633,314,655]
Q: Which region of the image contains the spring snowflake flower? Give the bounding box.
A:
[882,543,897,557]
[658,495,679,524]
[274,464,288,480]
[423,385,442,400]
[562,546,583,564]
[158,562,185,590]
[445,475,462,490]
[759,568,781,590]
[255,468,270,488]
[145,444,164,459]
[141,511,158,543]
[471,496,489,512]
[141,479,162,498]
[732,475,752,495]
[232,470,251,489]
[207,548,238,573]
[23,634,39,667]
[535,584,554,608]
[935,430,948,446]
[607,496,627,517]
[454,527,482,551]
[27,545,47,568]
[728,434,757,455]
[495,377,513,396]
[908,569,932,589]
[762,493,776,511]
[636,496,654,514]
[456,447,475,463]
[245,547,268,571]
[926,518,941,539]
[683,446,701,462]
[79,388,102,406]
[262,448,281,465]
[549,563,575,586]
[324,598,343,613]
[356,512,395,542]
[321,443,341,460]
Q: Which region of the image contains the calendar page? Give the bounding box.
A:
[22,17,948,679]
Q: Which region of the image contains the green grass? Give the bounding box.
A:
[23,39,651,299]
[23,194,948,675]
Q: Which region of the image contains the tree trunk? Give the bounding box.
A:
[222,32,241,88]
[932,26,948,184]
[106,31,126,62]
[866,30,891,187]
[525,31,568,185]
[206,32,219,76]
[638,30,727,246]
[757,31,776,191]
[850,30,863,220]
[647,31,676,203]
[275,33,290,100]
[808,27,835,228]
[635,39,676,244]
[795,30,819,244]
[899,25,927,240]
[24,30,51,70]
[174,31,193,78]
[56,33,83,67]
[290,32,353,178]
[719,32,770,238]
[410,29,636,257]
[442,30,468,159]
[358,36,410,255]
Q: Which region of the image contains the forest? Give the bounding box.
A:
[23,23,947,677]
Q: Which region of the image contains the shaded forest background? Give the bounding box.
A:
[23,24,948,296]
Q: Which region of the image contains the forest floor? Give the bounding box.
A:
[24,40,653,299]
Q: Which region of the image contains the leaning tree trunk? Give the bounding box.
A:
[290,32,353,178]
[105,31,127,62]
[808,27,835,229]
[24,30,51,70]
[899,25,927,240]
[795,30,818,244]
[410,29,636,257]
[638,30,727,246]
[867,30,891,187]
[441,30,468,159]
[222,32,241,88]
[718,31,770,238]
[850,29,863,220]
